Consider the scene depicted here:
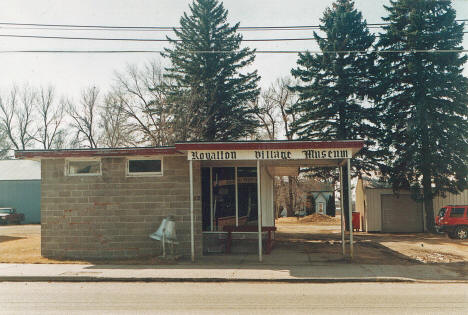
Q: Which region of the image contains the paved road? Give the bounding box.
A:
[0,282,467,314]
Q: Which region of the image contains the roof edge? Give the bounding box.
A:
[15,147,179,159]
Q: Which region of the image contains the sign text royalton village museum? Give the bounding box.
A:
[188,149,352,161]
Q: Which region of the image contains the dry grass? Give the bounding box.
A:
[0,233,80,264]
[2,223,467,266]
[0,226,171,265]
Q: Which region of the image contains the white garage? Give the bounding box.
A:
[355,178,468,233]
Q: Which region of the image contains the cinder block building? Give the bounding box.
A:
[16,140,363,262]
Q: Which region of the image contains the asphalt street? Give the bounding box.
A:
[0,282,467,314]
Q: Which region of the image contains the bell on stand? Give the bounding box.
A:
[150,216,179,259]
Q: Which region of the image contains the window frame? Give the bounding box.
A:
[65,158,102,177]
[450,207,466,218]
[126,156,164,177]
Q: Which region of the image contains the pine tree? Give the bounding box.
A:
[326,193,336,217]
[163,0,260,141]
[376,0,468,232]
[289,0,378,229]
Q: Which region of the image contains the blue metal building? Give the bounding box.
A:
[0,160,41,223]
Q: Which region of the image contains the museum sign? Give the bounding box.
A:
[188,149,352,161]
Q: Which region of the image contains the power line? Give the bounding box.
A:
[0,49,466,54]
[0,19,466,31]
[2,32,468,42]
[0,34,319,42]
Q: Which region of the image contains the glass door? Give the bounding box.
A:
[201,166,258,231]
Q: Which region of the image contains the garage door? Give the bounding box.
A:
[381,194,423,232]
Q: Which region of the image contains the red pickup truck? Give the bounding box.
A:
[0,208,25,225]
[435,205,468,239]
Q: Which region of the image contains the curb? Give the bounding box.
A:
[1,276,467,283]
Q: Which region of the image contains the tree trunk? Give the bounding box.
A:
[422,169,435,233]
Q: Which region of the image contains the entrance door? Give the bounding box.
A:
[318,202,325,215]
[201,167,258,231]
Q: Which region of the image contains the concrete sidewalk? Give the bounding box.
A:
[0,262,466,283]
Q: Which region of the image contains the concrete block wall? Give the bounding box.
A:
[40,156,202,260]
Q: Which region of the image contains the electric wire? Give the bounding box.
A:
[1,32,468,42]
[0,19,466,31]
[0,49,466,54]
[0,34,320,42]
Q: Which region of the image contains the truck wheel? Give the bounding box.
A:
[455,226,468,240]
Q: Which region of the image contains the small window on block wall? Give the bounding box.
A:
[127,158,163,176]
[66,160,101,176]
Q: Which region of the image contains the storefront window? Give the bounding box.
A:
[201,167,258,232]
[237,167,258,224]
[213,167,236,230]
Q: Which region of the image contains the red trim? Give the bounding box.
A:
[15,141,364,159]
[175,141,364,151]
[15,147,179,159]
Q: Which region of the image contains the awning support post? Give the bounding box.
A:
[235,166,238,226]
[347,158,353,259]
[209,167,213,231]
[257,159,263,263]
[189,160,195,262]
[339,165,345,257]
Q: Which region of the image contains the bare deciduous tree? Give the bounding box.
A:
[114,61,175,146]
[264,77,298,141]
[34,86,65,149]
[0,85,36,150]
[256,78,300,216]
[99,93,135,148]
[0,127,10,159]
[249,94,278,140]
[67,86,100,148]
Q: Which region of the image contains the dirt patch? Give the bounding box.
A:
[2,222,467,266]
[0,232,79,264]
[276,214,342,225]
[378,238,468,264]
[275,220,468,265]
[0,225,172,265]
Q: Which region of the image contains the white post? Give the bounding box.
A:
[347,158,353,259]
[210,167,213,231]
[189,160,195,262]
[257,159,263,262]
[339,165,345,257]
[235,166,239,226]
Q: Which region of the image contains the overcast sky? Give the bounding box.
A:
[1,0,468,99]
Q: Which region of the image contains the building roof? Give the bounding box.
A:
[15,146,180,159]
[0,160,41,181]
[15,140,364,159]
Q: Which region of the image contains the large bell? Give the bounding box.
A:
[150,216,178,244]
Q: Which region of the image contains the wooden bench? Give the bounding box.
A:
[222,225,277,254]
[217,216,247,231]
